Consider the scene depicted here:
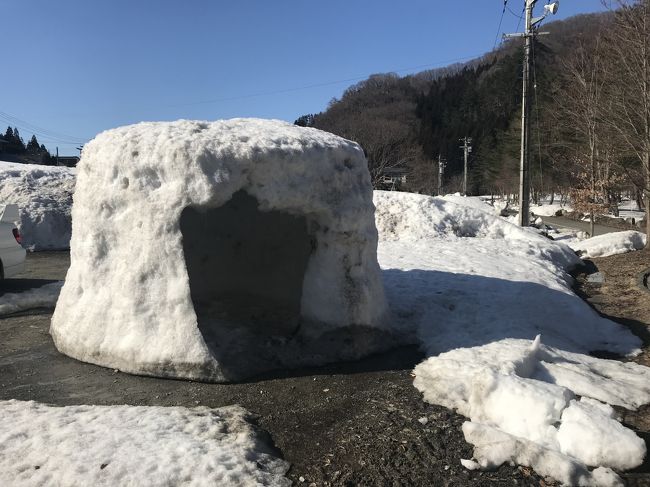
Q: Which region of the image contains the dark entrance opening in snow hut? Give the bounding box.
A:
[180,190,312,367]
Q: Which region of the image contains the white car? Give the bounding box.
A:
[0,204,26,278]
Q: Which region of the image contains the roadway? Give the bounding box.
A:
[541,215,624,237]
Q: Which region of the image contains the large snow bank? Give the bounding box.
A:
[0,161,75,250]
[373,191,648,486]
[52,119,390,382]
[570,230,647,258]
[0,400,289,487]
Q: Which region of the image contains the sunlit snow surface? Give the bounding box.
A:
[0,401,290,487]
[374,191,649,487]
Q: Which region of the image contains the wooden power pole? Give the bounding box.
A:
[519,2,533,226]
[438,154,446,196]
[459,137,472,196]
[504,0,557,226]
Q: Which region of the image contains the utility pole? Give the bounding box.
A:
[459,137,472,196]
[438,154,446,196]
[504,0,558,226]
[519,2,533,227]
[56,146,59,166]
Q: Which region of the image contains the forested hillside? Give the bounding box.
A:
[0,127,53,165]
[295,12,610,198]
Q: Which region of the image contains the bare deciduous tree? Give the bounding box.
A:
[604,0,650,245]
[555,37,620,236]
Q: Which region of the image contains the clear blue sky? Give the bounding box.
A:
[1,0,605,155]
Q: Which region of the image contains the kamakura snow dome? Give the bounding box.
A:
[51,119,391,382]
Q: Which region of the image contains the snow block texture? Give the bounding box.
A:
[51,119,390,382]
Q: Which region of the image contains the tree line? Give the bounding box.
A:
[0,126,54,164]
[295,3,650,243]
[549,0,650,239]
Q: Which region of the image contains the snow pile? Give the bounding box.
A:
[52,119,389,382]
[0,400,289,487]
[0,161,75,250]
[376,191,576,266]
[373,191,648,486]
[531,202,570,217]
[440,194,505,216]
[570,230,647,258]
[0,281,63,316]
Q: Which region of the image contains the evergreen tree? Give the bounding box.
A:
[26,134,40,153]
[294,114,316,127]
[13,127,26,154]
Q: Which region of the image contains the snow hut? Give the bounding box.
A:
[51,119,390,381]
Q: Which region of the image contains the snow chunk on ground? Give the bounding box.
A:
[374,191,649,485]
[569,230,647,258]
[0,161,75,251]
[0,281,63,316]
[0,400,289,487]
[462,422,623,487]
[557,398,645,470]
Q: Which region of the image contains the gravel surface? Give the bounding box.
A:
[0,252,548,486]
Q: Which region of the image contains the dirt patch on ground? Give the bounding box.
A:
[574,248,650,486]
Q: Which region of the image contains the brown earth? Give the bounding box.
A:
[574,248,650,486]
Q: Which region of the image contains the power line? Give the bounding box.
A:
[1,52,491,142]
[170,53,487,107]
[0,110,87,142]
[0,110,88,145]
[494,1,509,50]
[506,4,524,20]
[515,3,526,33]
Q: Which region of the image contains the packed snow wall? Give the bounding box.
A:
[51,119,390,381]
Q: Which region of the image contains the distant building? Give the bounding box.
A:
[56,156,80,167]
[378,167,408,191]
